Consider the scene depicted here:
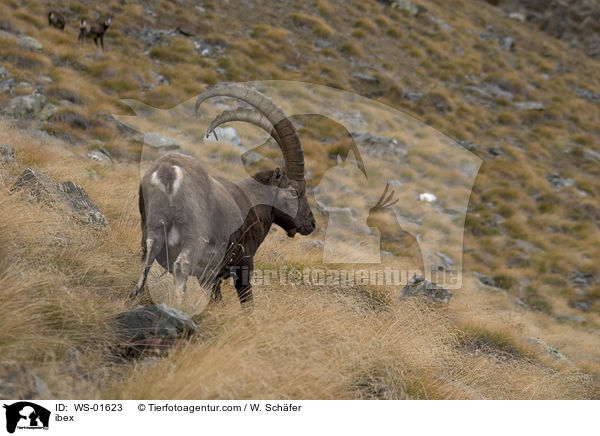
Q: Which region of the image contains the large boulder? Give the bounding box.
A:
[143,132,182,153]
[114,304,198,358]
[400,275,452,304]
[11,167,108,227]
[1,93,56,121]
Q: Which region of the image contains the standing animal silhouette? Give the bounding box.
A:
[48,11,65,30]
[78,18,112,50]
[367,183,425,278]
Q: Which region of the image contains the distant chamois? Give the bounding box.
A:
[78,17,112,50]
[48,11,65,30]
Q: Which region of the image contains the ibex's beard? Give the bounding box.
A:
[286,228,297,238]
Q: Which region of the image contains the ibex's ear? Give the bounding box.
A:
[271,167,283,185]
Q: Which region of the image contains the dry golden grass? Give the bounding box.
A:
[0,119,598,399]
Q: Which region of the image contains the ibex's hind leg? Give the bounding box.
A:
[173,248,192,297]
[130,238,160,298]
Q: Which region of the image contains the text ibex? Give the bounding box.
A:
[130,84,316,306]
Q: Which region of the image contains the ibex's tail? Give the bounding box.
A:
[152,164,183,196]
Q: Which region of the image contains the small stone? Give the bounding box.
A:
[0,64,9,79]
[500,36,515,51]
[0,144,15,164]
[528,337,571,363]
[546,172,575,189]
[400,275,452,304]
[515,101,545,111]
[508,12,526,23]
[418,192,437,202]
[0,78,14,93]
[204,126,242,147]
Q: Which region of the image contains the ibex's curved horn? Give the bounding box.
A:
[206,108,281,144]
[195,84,305,180]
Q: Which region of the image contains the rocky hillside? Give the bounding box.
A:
[0,0,599,399]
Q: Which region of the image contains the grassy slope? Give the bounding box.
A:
[0,0,599,398]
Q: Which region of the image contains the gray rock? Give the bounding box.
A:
[528,337,571,363]
[56,181,109,227]
[143,132,182,152]
[353,73,379,84]
[434,251,455,271]
[114,303,198,358]
[19,36,43,51]
[204,126,242,147]
[380,0,420,16]
[352,131,407,158]
[0,64,9,79]
[473,271,506,293]
[11,168,108,228]
[0,78,14,93]
[103,114,141,139]
[515,101,545,111]
[474,271,496,287]
[546,172,575,189]
[464,83,514,101]
[314,39,334,49]
[0,366,49,399]
[508,12,526,23]
[500,36,515,51]
[583,148,600,162]
[16,81,33,93]
[150,71,170,85]
[569,270,596,288]
[87,148,112,163]
[555,314,587,324]
[2,93,47,119]
[400,275,452,304]
[37,103,57,121]
[0,144,15,164]
[575,87,600,103]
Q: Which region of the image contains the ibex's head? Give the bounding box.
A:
[104,17,112,28]
[367,183,398,228]
[195,84,315,237]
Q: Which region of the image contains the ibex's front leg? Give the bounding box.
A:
[130,238,160,298]
[173,248,192,297]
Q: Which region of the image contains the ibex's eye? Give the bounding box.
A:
[290,189,299,198]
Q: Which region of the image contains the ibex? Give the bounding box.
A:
[78,18,112,50]
[130,84,316,306]
[48,11,65,30]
